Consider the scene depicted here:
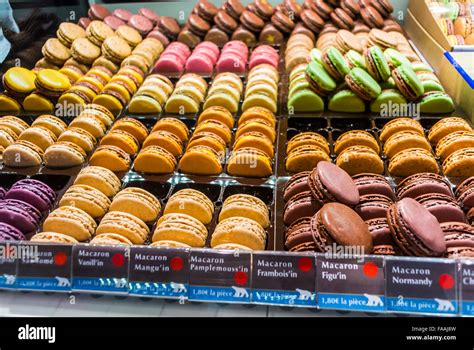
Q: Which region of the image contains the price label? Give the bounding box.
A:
[316,255,385,312]
[0,242,18,289]
[72,245,129,294]
[386,257,458,315]
[188,249,251,303]
[128,246,189,298]
[459,259,474,316]
[16,242,72,292]
[251,252,316,306]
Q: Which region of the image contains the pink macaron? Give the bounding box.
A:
[167,42,191,57]
[139,8,160,25]
[216,56,246,73]
[112,9,133,22]
[154,56,185,74]
[186,53,214,74]
[128,14,154,36]
[103,15,125,30]
[249,53,278,69]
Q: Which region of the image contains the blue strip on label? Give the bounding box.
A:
[318,293,385,311]
[461,301,474,316]
[189,286,250,303]
[444,52,474,89]
[251,289,317,306]
[0,275,17,289]
[129,282,188,299]
[387,297,458,315]
[72,277,128,293]
[16,277,71,292]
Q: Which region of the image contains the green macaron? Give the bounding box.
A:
[345,50,366,70]
[305,61,337,96]
[309,48,324,66]
[418,92,455,114]
[421,79,445,93]
[322,46,350,81]
[370,89,407,113]
[384,48,412,69]
[392,64,424,101]
[288,89,325,113]
[411,62,434,73]
[365,46,391,82]
[380,77,397,90]
[329,89,366,113]
[345,67,382,101]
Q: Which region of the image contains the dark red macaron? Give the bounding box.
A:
[387,198,446,257]
[271,11,295,33]
[455,176,474,209]
[311,202,373,253]
[361,5,384,28]
[441,222,474,259]
[366,217,399,255]
[300,9,324,33]
[330,8,355,30]
[396,173,454,199]
[284,172,312,202]
[352,173,396,200]
[78,17,91,30]
[284,191,322,227]
[308,161,360,207]
[158,16,181,39]
[355,194,394,221]
[415,193,466,224]
[285,217,316,252]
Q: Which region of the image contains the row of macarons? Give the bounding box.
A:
[282,161,473,258]
[284,117,474,178]
[154,41,279,75]
[19,165,269,251]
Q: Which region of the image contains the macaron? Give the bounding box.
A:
[388,148,439,177]
[284,217,315,252]
[90,233,132,246]
[164,189,214,225]
[152,213,208,247]
[71,38,101,65]
[0,116,29,136]
[354,193,393,220]
[43,206,96,241]
[442,147,474,178]
[321,46,350,81]
[334,130,379,155]
[366,217,399,256]
[211,216,266,251]
[3,140,44,168]
[100,129,139,155]
[387,198,446,257]
[57,127,97,153]
[150,240,192,248]
[59,184,111,219]
[44,141,87,169]
[364,45,390,82]
[456,177,474,209]
[383,130,432,159]
[31,115,67,138]
[219,194,270,229]
[179,145,223,175]
[0,126,17,149]
[152,118,190,142]
[418,92,455,114]
[57,22,86,48]
[35,69,71,98]
[415,193,466,224]
[328,89,366,113]
[311,202,373,253]
[435,130,474,161]
[96,211,150,245]
[336,146,384,175]
[283,171,311,202]
[379,118,424,143]
[18,126,57,152]
[111,118,148,144]
[391,65,424,101]
[428,117,472,145]
[41,38,71,65]
[134,145,177,174]
[86,20,115,47]
[397,173,453,199]
[0,199,41,234]
[352,173,396,200]
[442,222,474,259]
[370,89,407,113]
[283,190,321,227]
[110,187,161,223]
[89,145,131,172]
[31,232,79,244]
[5,179,56,212]
[227,147,272,178]
[286,144,330,173]
[74,166,121,198]
[305,61,337,96]
[345,67,381,101]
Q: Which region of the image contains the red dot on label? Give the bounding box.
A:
[54,252,67,266]
[170,256,184,271]
[112,253,125,267]
[438,274,454,290]
[298,257,312,272]
[234,271,248,286]
[363,262,378,278]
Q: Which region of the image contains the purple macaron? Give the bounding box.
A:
[352,173,396,200]
[283,172,311,202]
[5,179,56,212]
[354,194,393,220]
[455,176,474,209]
[0,199,41,234]
[441,222,474,259]
[0,187,6,200]
[283,191,322,226]
[366,217,399,255]
[0,222,26,241]
[396,173,453,199]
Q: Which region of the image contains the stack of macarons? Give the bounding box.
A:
[242,64,279,113]
[335,130,384,176]
[227,106,275,178]
[216,40,248,73]
[152,188,213,247]
[165,74,208,114]
[0,178,57,240]
[428,117,474,178]
[287,61,325,113]
[285,33,313,74]
[128,74,174,114]
[153,42,191,74]
[211,193,269,250]
[135,117,189,174]
[148,16,181,46]
[286,132,330,173]
[377,118,438,177]
[178,13,212,48]
[203,72,243,113]
[179,107,232,176]
[185,41,220,75]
